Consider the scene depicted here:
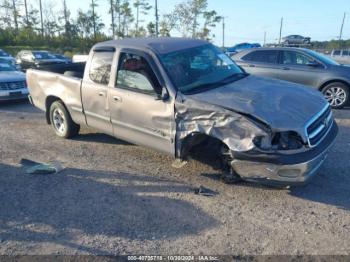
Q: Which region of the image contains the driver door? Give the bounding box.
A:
[109,50,175,155]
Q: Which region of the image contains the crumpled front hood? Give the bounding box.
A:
[0,71,26,82]
[186,75,328,134]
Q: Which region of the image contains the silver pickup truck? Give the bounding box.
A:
[27,38,338,186]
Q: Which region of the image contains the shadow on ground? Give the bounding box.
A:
[0,163,218,254]
[0,100,39,114]
[72,133,133,146]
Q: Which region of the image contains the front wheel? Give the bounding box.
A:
[322,82,349,109]
[49,101,80,138]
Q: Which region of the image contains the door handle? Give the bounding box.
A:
[282,67,290,70]
[98,92,105,97]
[248,64,255,67]
[113,96,122,102]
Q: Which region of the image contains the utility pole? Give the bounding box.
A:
[278,17,283,45]
[39,0,44,37]
[264,31,266,46]
[339,12,346,41]
[155,0,159,37]
[222,17,225,49]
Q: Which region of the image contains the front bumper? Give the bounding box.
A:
[231,122,338,186]
[0,88,29,101]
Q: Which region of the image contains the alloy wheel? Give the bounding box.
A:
[324,86,347,107]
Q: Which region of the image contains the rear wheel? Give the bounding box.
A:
[322,82,349,109]
[49,101,80,138]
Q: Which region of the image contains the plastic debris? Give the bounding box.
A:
[21,159,64,175]
[194,186,217,197]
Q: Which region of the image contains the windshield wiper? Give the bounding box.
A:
[219,72,248,84]
[182,73,248,95]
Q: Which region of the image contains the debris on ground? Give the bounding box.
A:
[194,186,217,197]
[21,159,64,175]
[171,159,188,169]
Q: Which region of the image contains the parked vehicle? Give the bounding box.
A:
[72,54,89,63]
[0,49,21,70]
[16,50,67,71]
[233,47,350,109]
[0,61,28,101]
[27,38,337,186]
[328,49,350,65]
[226,43,261,56]
[282,35,311,46]
[51,53,72,63]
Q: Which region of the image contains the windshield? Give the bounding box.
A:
[33,51,55,60]
[307,50,339,65]
[0,50,10,57]
[0,62,16,72]
[160,44,245,94]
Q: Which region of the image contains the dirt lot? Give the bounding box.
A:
[0,101,349,255]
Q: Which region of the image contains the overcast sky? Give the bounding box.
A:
[63,0,349,46]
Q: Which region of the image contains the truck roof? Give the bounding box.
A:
[94,37,209,55]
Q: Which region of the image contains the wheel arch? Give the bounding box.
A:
[318,79,350,91]
[178,132,229,160]
[45,96,64,124]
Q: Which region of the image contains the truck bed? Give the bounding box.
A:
[26,64,86,125]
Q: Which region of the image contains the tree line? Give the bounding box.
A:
[0,0,222,54]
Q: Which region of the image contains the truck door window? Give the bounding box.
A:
[116,53,161,95]
[89,52,114,85]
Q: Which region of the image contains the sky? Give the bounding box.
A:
[66,0,350,47]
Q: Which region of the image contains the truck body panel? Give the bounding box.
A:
[27,38,338,186]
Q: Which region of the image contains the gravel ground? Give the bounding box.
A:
[0,101,349,255]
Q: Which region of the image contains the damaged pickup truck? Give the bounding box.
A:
[27,38,338,185]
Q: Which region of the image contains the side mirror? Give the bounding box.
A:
[155,87,169,101]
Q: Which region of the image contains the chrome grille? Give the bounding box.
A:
[0,81,26,91]
[306,105,333,147]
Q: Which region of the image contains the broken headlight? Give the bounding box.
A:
[253,131,304,151]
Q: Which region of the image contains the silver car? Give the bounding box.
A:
[233,47,350,109]
[282,35,311,46]
[0,62,28,101]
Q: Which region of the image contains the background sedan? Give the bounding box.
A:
[232,47,350,109]
[282,35,311,46]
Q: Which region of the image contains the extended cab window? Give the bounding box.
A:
[242,50,279,64]
[89,52,114,85]
[116,53,161,95]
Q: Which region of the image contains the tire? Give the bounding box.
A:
[321,82,349,109]
[220,145,242,184]
[49,101,80,138]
